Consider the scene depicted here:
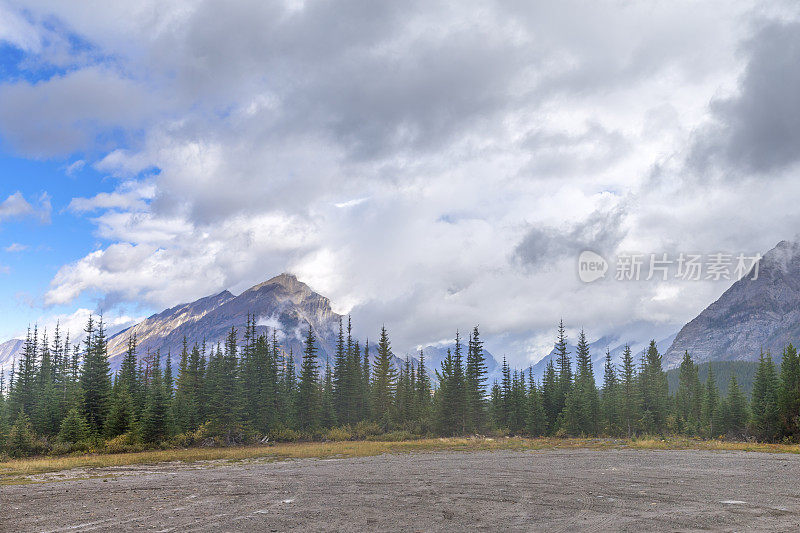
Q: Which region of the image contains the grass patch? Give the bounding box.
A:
[2,437,799,480]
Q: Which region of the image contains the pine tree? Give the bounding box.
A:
[297,326,321,431]
[751,350,780,441]
[526,368,546,436]
[564,330,599,436]
[778,344,800,438]
[554,320,572,416]
[59,406,91,444]
[465,326,488,433]
[725,375,748,437]
[7,410,37,457]
[702,366,721,437]
[541,360,559,434]
[435,348,461,436]
[9,326,37,417]
[361,341,372,421]
[676,351,702,433]
[321,356,337,429]
[415,349,432,427]
[499,357,512,429]
[80,317,112,435]
[140,350,170,444]
[619,345,639,437]
[639,340,668,433]
[206,330,242,440]
[332,316,348,423]
[601,349,619,436]
[371,327,397,428]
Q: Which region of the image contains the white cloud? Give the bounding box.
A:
[0,191,50,225]
[6,0,800,365]
[4,243,28,252]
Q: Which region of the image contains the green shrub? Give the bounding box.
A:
[8,411,41,457]
[351,421,382,440]
[270,427,306,442]
[366,430,417,442]
[325,426,353,441]
[58,407,91,445]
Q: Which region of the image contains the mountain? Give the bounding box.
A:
[0,338,24,375]
[532,332,677,385]
[106,273,344,369]
[664,240,800,368]
[417,343,500,383]
[666,360,759,398]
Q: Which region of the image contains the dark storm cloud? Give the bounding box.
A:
[690,20,800,175]
[514,206,626,269]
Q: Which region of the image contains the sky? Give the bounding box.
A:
[1,0,800,365]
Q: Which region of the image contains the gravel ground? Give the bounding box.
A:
[3,448,800,532]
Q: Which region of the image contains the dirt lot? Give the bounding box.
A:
[3,448,800,532]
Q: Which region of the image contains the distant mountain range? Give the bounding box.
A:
[533,332,677,384]
[663,240,800,368]
[3,239,800,382]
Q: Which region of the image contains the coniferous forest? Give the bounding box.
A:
[0,314,795,459]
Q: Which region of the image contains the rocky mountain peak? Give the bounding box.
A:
[663,240,800,367]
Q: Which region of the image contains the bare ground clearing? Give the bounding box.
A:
[2,448,800,532]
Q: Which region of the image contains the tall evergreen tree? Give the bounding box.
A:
[296,326,321,431]
[465,326,488,433]
[541,360,559,434]
[601,349,619,436]
[554,320,572,416]
[675,351,702,433]
[526,368,546,436]
[564,330,599,436]
[751,350,780,441]
[639,340,668,433]
[619,345,639,437]
[371,327,397,427]
[778,344,800,438]
[80,317,112,435]
[725,375,748,437]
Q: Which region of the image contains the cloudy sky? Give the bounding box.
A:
[1,0,799,365]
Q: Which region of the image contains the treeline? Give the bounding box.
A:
[1,316,799,458]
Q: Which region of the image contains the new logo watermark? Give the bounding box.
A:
[577,251,761,283]
[578,251,608,283]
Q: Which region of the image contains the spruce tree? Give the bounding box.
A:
[526,368,546,436]
[80,317,112,435]
[465,326,488,433]
[541,360,559,434]
[297,326,321,431]
[619,345,639,437]
[725,375,748,437]
[371,327,397,428]
[702,366,721,437]
[639,340,668,433]
[321,356,337,429]
[751,350,780,441]
[564,330,599,436]
[59,406,91,444]
[415,349,432,427]
[601,349,619,436]
[676,351,701,433]
[141,350,170,444]
[778,344,800,438]
[554,320,572,416]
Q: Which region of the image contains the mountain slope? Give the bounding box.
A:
[664,240,800,368]
[532,333,677,384]
[107,273,344,369]
[0,338,24,375]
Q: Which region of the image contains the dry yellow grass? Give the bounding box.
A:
[2,437,799,481]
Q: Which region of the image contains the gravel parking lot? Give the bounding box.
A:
[3,448,800,532]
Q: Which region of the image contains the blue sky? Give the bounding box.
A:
[1,1,800,367]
